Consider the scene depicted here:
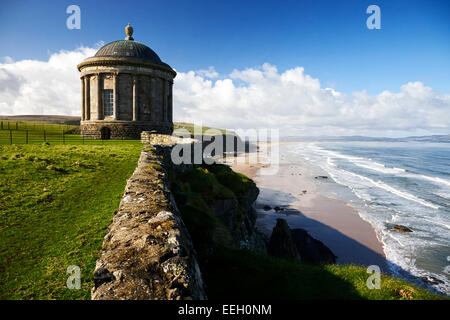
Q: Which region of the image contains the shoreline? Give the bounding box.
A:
[226,141,389,272]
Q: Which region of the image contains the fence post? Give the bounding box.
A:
[1,121,2,130]
[16,122,18,130]
[8,122,10,130]
[62,130,65,145]
[9,130,12,144]
[26,130,28,144]
[44,130,46,142]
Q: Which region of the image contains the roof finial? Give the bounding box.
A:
[125,23,134,41]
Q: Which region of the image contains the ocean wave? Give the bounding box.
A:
[303,144,450,190]
[417,174,450,188]
[334,169,440,210]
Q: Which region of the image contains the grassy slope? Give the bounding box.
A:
[0,143,141,299]
[171,165,446,300]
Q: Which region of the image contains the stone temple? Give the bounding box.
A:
[77,24,176,139]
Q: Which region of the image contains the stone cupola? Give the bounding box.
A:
[77,24,176,139]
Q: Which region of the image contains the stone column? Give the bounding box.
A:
[84,76,90,120]
[132,75,138,121]
[168,80,173,123]
[97,74,102,120]
[162,78,166,122]
[113,74,118,120]
[81,77,85,121]
[149,77,154,121]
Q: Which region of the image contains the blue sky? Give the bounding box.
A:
[1,0,449,136]
[1,0,449,95]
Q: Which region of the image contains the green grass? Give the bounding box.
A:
[0,143,142,299]
[206,164,256,199]
[0,120,77,132]
[0,119,235,145]
[171,165,446,300]
[202,247,445,300]
[173,122,230,136]
[0,130,142,145]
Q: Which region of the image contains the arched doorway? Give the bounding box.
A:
[100,127,111,140]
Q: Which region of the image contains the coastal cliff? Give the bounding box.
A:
[171,164,267,253]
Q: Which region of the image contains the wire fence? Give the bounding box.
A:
[0,129,141,145]
[0,120,77,132]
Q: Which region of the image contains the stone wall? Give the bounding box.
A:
[91,143,206,300]
[81,121,173,140]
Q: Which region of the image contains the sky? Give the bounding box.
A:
[0,0,449,137]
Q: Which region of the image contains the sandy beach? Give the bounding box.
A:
[226,141,389,272]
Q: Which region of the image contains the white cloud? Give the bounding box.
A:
[195,66,219,79]
[1,48,449,137]
[0,47,96,116]
[174,63,450,136]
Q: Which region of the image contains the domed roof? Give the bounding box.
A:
[95,40,163,65]
[78,24,174,74]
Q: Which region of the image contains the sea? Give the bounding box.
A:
[286,141,450,295]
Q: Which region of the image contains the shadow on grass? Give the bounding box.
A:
[202,245,364,300]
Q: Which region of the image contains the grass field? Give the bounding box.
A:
[0,130,142,145]
[174,122,231,136]
[0,120,77,132]
[0,143,142,299]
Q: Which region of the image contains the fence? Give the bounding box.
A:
[0,120,77,132]
[0,129,141,145]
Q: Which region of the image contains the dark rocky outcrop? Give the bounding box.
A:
[392,225,413,232]
[268,218,336,264]
[209,187,265,252]
[291,229,337,264]
[421,276,444,286]
[171,163,267,254]
[269,219,299,259]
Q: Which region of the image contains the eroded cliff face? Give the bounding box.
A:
[91,144,206,300]
[209,186,266,252]
[170,163,267,255]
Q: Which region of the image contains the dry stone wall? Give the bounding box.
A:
[91,141,206,300]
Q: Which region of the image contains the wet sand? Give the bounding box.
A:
[226,141,389,272]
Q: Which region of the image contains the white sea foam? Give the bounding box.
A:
[417,174,450,187]
[356,174,439,210]
[352,161,406,174]
[312,152,440,210]
[304,144,450,189]
[287,142,450,294]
